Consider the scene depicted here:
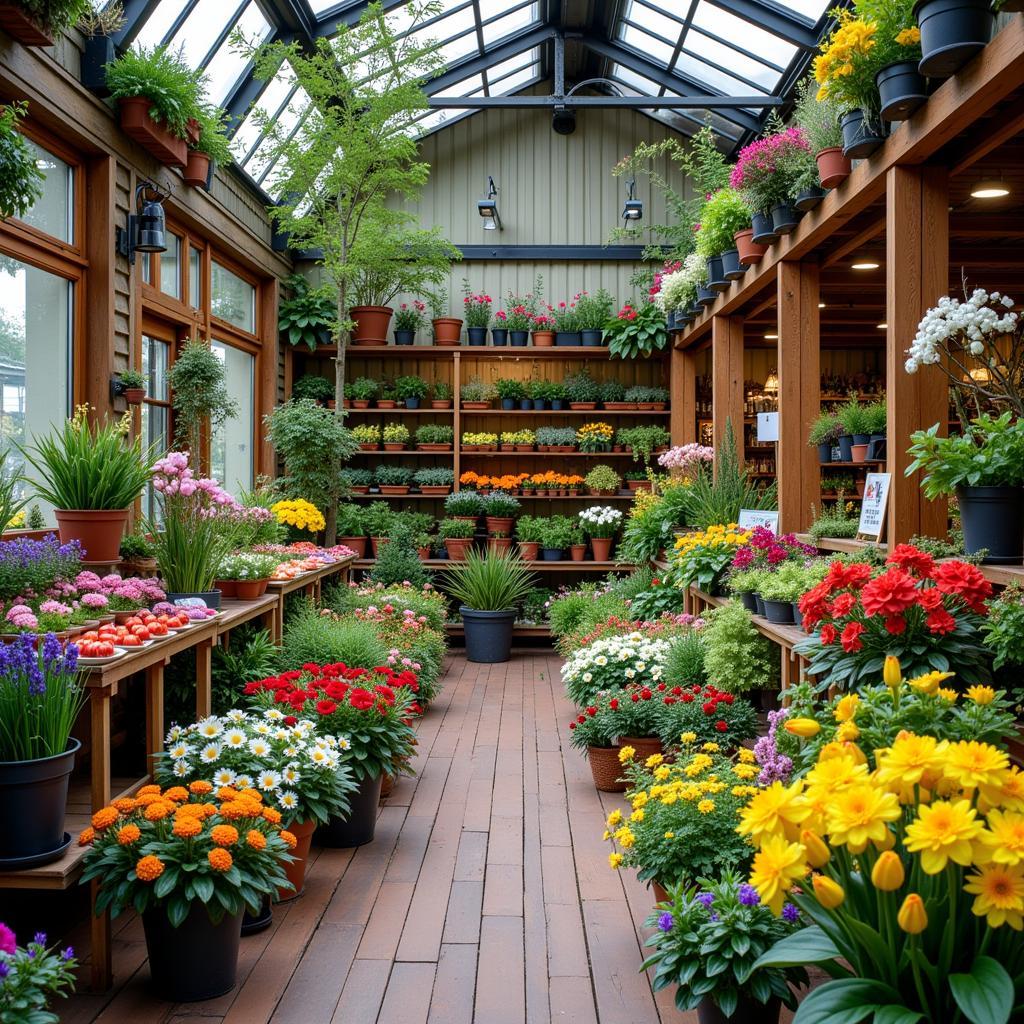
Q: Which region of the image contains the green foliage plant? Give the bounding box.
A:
[694,188,751,259]
[432,379,452,401]
[863,399,887,435]
[441,548,536,611]
[481,492,520,518]
[335,504,366,537]
[350,377,378,401]
[584,464,621,493]
[703,600,779,692]
[381,422,409,445]
[0,101,45,221]
[369,524,430,587]
[662,629,708,690]
[599,378,626,403]
[0,929,77,1022]
[563,370,600,403]
[836,396,871,437]
[807,500,861,541]
[494,377,527,401]
[536,427,576,448]
[575,289,615,330]
[540,515,576,551]
[982,583,1024,671]
[351,423,381,445]
[460,376,495,404]
[618,425,671,465]
[168,338,239,455]
[105,44,202,140]
[808,412,841,447]
[437,518,475,541]
[20,0,91,34]
[374,464,412,486]
[291,374,334,403]
[394,375,428,400]
[443,490,483,517]
[514,515,544,544]
[119,532,156,560]
[414,424,453,445]
[604,301,670,361]
[340,468,373,487]
[412,467,454,488]
[0,449,26,533]
[193,104,233,164]
[278,275,336,351]
[281,601,389,668]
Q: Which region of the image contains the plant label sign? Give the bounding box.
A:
[756,412,779,443]
[857,473,891,540]
[738,509,779,533]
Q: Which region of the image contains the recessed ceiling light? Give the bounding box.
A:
[970,179,1009,199]
[818,302,826,309]
[852,261,880,271]
[877,323,888,329]
[764,332,778,340]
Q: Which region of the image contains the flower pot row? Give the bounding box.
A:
[346,398,441,410]
[212,578,273,600]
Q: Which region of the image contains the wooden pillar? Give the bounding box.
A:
[886,165,949,544]
[258,276,280,476]
[777,261,821,534]
[711,315,744,459]
[84,155,117,415]
[670,346,697,445]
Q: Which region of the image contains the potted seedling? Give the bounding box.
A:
[350,377,378,409]
[352,424,381,451]
[460,377,495,410]
[375,464,412,495]
[565,371,600,410]
[341,468,373,495]
[291,374,335,405]
[515,515,543,561]
[429,291,462,346]
[539,516,574,560]
[412,467,454,495]
[393,299,427,345]
[837,397,871,461]
[585,464,621,497]
[808,412,841,464]
[415,423,454,451]
[600,378,627,409]
[336,504,368,559]
[495,378,527,411]
[568,523,586,562]
[438,518,476,561]
[431,379,453,409]
[394,374,429,410]
[117,369,147,405]
[382,422,409,451]
[376,382,398,409]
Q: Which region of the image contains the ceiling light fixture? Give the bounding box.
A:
[764,332,778,340]
[877,322,888,329]
[970,179,1009,199]
[818,302,826,309]
[852,260,880,270]
[477,176,501,231]
[621,179,642,221]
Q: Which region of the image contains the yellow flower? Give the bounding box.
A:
[937,687,958,702]
[883,656,902,689]
[664,831,674,840]
[943,741,1009,791]
[836,721,860,743]
[630,809,645,823]
[905,799,985,874]
[801,830,831,869]
[737,748,755,764]
[871,850,905,891]
[654,765,671,781]
[618,745,636,764]
[738,780,811,847]
[784,718,821,739]
[826,783,900,853]
[680,732,697,744]
[908,671,954,695]
[896,26,921,45]
[732,764,758,781]
[967,685,996,706]
[608,852,623,869]
[875,733,947,800]
[697,799,715,815]
[701,742,720,753]
[606,809,623,828]
[977,810,1024,866]
[631,792,649,811]
[981,766,1024,813]
[834,694,860,723]
[749,835,808,915]
[614,826,635,849]
[812,874,845,909]
[645,753,664,769]
[897,893,928,934]
[964,863,1024,929]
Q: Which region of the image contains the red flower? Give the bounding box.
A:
[926,607,957,635]
[681,693,694,703]
[630,693,640,703]
[702,701,716,715]
[823,561,871,594]
[884,615,906,635]
[609,698,619,710]
[283,715,297,726]
[569,722,576,730]
[715,720,728,732]
[720,693,734,705]
[349,688,375,711]
[640,688,652,700]
[861,568,919,618]
[798,582,831,628]
[917,587,945,612]
[315,698,337,715]
[886,544,936,578]
[829,593,856,618]
[933,561,992,614]
[656,683,666,692]
[841,621,866,652]
[586,706,597,717]
[820,623,838,645]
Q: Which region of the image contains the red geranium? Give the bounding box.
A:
[886,544,936,578]
[840,621,865,653]
[933,561,992,614]
[861,568,919,618]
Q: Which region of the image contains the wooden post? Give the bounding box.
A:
[144,664,165,778]
[777,261,821,534]
[195,638,213,719]
[84,155,116,416]
[670,346,697,445]
[711,315,744,459]
[886,165,950,544]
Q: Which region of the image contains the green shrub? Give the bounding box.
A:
[281,604,389,669]
[374,464,413,486]
[663,630,708,690]
[369,526,430,588]
[364,501,394,537]
[444,491,483,517]
[548,587,630,643]
[702,601,778,693]
[211,627,278,714]
[412,467,454,487]
[415,424,454,445]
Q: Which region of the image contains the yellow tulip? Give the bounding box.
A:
[871,851,905,891]
[897,893,928,934]
[812,874,845,909]
[883,656,902,689]
[784,718,821,739]
[801,829,831,869]
[834,694,860,723]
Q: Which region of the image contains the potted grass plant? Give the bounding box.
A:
[442,549,535,663]
[19,406,157,562]
[792,75,850,191]
[808,412,841,464]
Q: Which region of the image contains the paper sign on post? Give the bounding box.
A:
[857,473,891,540]
[738,509,779,533]
[756,412,779,443]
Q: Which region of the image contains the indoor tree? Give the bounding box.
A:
[167,338,238,459]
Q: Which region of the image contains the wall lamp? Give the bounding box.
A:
[117,181,169,264]
[622,179,642,221]
[477,176,502,231]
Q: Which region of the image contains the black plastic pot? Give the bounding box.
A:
[817,443,833,464]
[405,397,421,409]
[838,434,854,462]
[868,435,887,460]
[551,399,566,410]
[241,896,273,936]
[541,548,564,561]
[852,432,871,446]
[393,330,415,345]
[676,309,694,327]
[581,329,603,346]
[763,599,795,625]
[0,738,79,868]
[791,602,805,629]
[556,331,581,346]
[167,589,222,609]
[533,399,546,410]
[841,109,886,159]
[913,0,994,78]
[771,202,800,236]
[461,606,517,663]
[501,398,516,410]
[467,327,488,345]
[876,60,929,121]
[317,772,383,847]
[519,399,532,410]
[738,592,758,613]
[795,186,826,212]
[492,328,508,346]
[697,994,781,1024]
[697,283,717,307]
[510,331,528,346]
[754,593,766,617]
[721,249,744,281]
[666,310,678,331]
[751,211,778,246]
[142,905,243,1002]
[688,303,703,318]
[956,485,1024,564]
[81,34,115,95]
[706,255,728,292]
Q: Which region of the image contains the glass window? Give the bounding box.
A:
[210,341,254,495]
[0,256,73,513]
[211,261,255,332]
[140,334,171,521]
[160,233,181,300]
[189,246,202,310]
[18,139,73,244]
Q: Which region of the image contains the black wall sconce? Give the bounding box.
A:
[477,176,502,231]
[621,179,642,221]
[117,181,169,264]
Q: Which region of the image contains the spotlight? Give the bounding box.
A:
[552,105,576,135]
[477,176,502,231]
[622,179,642,221]
[970,179,1009,199]
[764,332,778,340]
[818,302,826,309]
[117,181,168,265]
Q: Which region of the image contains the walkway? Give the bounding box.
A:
[63,653,694,1023]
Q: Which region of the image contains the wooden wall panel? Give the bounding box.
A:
[711,316,744,460]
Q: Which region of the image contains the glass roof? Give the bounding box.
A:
[108,0,832,194]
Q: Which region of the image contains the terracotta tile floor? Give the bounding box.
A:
[62,652,699,1023]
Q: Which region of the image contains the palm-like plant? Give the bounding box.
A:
[442,549,536,611]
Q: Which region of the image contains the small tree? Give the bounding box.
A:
[167,338,238,459]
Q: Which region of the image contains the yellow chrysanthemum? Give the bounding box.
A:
[606,809,623,828]
[966,685,996,706]
[964,863,1024,930]
[905,799,985,874]
[981,767,1024,813]
[749,835,808,915]
[825,783,901,853]
[680,732,697,744]
[613,826,635,849]
[608,852,623,869]
[737,780,810,847]
[907,671,954,695]
[977,810,1024,866]
[697,799,715,815]
[875,733,947,791]
[737,748,755,764]
[943,741,1009,791]
[618,745,636,764]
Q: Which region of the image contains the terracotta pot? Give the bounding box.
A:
[816,146,852,190]
[215,579,238,599]
[588,746,626,793]
[123,388,145,405]
[733,228,767,266]
[569,544,586,562]
[383,442,405,451]
[569,402,597,411]
[376,400,397,409]
[350,305,393,345]
[370,536,389,558]
[352,400,371,409]
[531,331,555,347]
[358,442,379,451]
[340,536,367,559]
[621,736,663,761]
[431,400,452,409]
[432,318,463,345]
[851,443,869,462]
[462,402,491,410]
[380,774,395,799]
[350,486,370,494]
[590,536,613,562]
[650,880,669,905]
[485,516,514,535]
[488,537,513,555]
[418,485,451,495]
[417,443,452,452]
[519,541,539,561]
[277,817,316,902]
[0,5,53,44]
[118,97,187,167]
[183,150,211,188]
[379,485,410,495]
[445,538,473,561]
[236,578,269,600]
[54,508,129,562]
[417,546,431,560]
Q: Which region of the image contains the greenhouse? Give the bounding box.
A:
[0,0,1023,1021]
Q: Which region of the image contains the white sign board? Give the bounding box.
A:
[738,509,780,533]
[857,473,891,540]
[756,412,779,443]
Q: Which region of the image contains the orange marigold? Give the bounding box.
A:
[175,803,206,818]
[172,816,202,838]
[245,829,267,850]
[237,788,263,804]
[189,780,213,794]
[138,784,161,797]
[208,847,233,872]
[279,830,297,849]
[91,807,118,830]
[135,855,165,882]
[78,827,95,846]
[262,807,282,824]
[211,824,239,847]
[135,792,162,806]
[143,801,173,821]
[164,786,189,803]
[116,824,141,845]
[217,786,240,801]
[112,797,138,813]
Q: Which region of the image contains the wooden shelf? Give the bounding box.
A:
[346,491,639,501]
[460,450,640,458]
[461,408,669,417]
[354,558,634,571]
[352,449,453,457]
[344,408,454,415]
[820,493,863,500]
[820,460,885,468]
[330,344,666,359]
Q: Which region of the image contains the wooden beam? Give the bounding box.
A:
[949,106,1024,178]
[671,346,697,445]
[777,261,821,534]
[84,155,116,413]
[821,217,886,269]
[886,164,950,545]
[711,315,745,463]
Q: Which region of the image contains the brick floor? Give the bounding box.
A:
[62,653,696,1023]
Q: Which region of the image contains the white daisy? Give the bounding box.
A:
[284,746,299,757]
[273,728,290,742]
[224,730,247,748]
[200,743,221,763]
[310,747,328,765]
[166,725,185,743]
[258,770,281,792]
[278,791,299,811]
[226,710,246,723]
[235,774,254,789]
[197,718,223,739]
[248,738,270,757]
[283,764,300,784]
[322,754,339,769]
[168,742,191,760]
[264,708,284,721]
[336,736,351,751]
[213,768,236,787]
[172,758,189,777]
[254,722,271,736]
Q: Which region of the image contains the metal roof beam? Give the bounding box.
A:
[261,0,317,38]
[424,25,557,95]
[113,0,162,46]
[311,0,416,36]
[700,0,820,49]
[428,94,780,109]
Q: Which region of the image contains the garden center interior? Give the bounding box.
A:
[1,1,1024,1022]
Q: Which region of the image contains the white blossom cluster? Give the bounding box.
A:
[654,253,704,314]
[561,633,672,702]
[578,505,624,530]
[905,289,1017,374]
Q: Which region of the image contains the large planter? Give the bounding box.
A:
[913,0,994,78]
[467,327,488,345]
[119,97,188,167]
[492,328,508,346]
[485,516,514,535]
[816,147,851,189]
[770,202,800,236]
[750,211,778,246]
[532,331,555,347]
[317,772,382,847]
[587,746,626,793]
[277,817,316,902]
[762,599,795,625]
[0,5,53,45]
[0,738,79,869]
[183,150,212,189]
[591,537,613,562]
[350,305,393,345]
[54,507,129,562]
[556,331,582,346]
[236,578,270,601]
[837,434,854,462]
[445,538,473,561]
[720,249,744,281]
[461,607,516,663]
[841,109,886,160]
[817,442,833,464]
[734,228,767,266]
[142,904,243,1002]
[706,255,728,292]
[81,33,115,95]
[432,318,463,345]
[581,329,603,346]
[620,736,663,761]
[166,588,222,610]
[696,994,781,1024]
[956,486,1024,564]
[876,60,929,121]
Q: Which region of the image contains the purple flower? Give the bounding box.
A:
[657,911,674,932]
[782,903,800,923]
[33,932,46,946]
[738,884,760,907]
[709,912,719,922]
[0,961,9,979]
[62,946,74,960]
[696,892,714,908]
